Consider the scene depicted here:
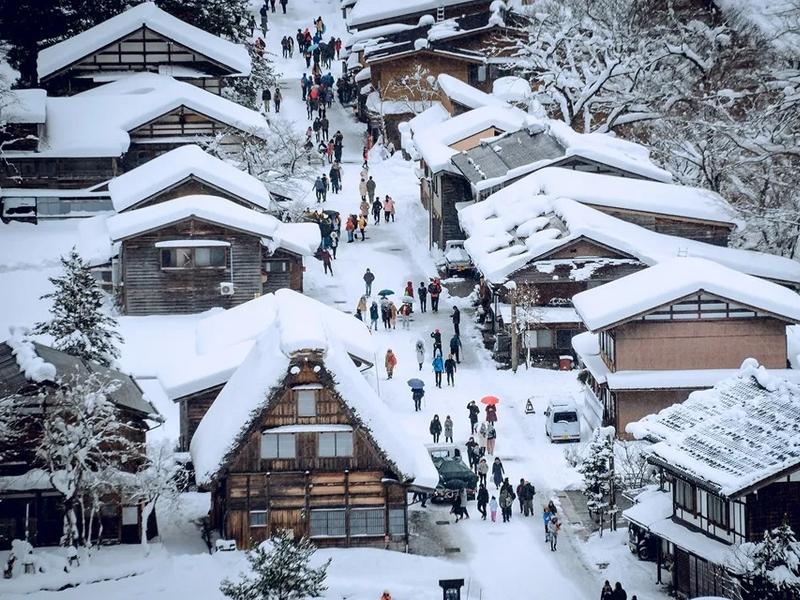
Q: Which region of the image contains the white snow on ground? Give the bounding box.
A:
[0,0,671,598]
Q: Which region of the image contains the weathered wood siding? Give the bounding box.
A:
[615,389,696,439]
[262,248,304,294]
[123,176,267,212]
[434,172,471,248]
[589,205,732,246]
[178,384,224,452]
[0,156,117,189]
[746,481,800,541]
[120,218,262,315]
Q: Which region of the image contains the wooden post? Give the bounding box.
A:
[245,474,251,545]
[265,472,271,534]
[511,292,518,373]
[403,485,410,553]
[304,471,311,538]
[344,470,351,547]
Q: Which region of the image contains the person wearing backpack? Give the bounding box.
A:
[428,279,442,312]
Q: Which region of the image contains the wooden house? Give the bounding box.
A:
[0,73,268,196]
[624,363,800,599]
[106,144,274,213]
[572,258,800,435]
[36,2,250,95]
[188,292,437,549]
[346,0,492,31]
[0,331,159,549]
[157,290,376,452]
[105,196,319,315]
[457,180,799,367]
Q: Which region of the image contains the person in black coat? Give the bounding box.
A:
[371,198,382,225]
[412,387,424,412]
[611,583,627,600]
[417,281,428,312]
[444,354,457,386]
[451,306,461,336]
[430,329,442,354]
[476,484,489,520]
[429,415,442,443]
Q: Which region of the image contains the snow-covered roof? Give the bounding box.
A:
[108,145,271,212]
[9,74,268,158]
[573,257,800,331]
[414,105,540,172]
[347,0,490,28]
[5,327,56,383]
[627,359,800,497]
[437,73,509,110]
[189,290,439,490]
[400,103,449,159]
[458,192,799,285]
[344,23,417,49]
[105,195,319,256]
[3,89,46,123]
[38,2,250,80]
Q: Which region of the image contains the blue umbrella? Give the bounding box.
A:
[407,378,425,389]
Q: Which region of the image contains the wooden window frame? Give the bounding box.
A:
[296,389,316,417]
[309,508,346,538]
[675,478,696,515]
[160,246,227,270]
[318,431,353,458]
[260,432,296,459]
[249,509,268,528]
[706,494,729,529]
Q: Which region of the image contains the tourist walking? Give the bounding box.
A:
[415,340,425,370]
[428,279,442,312]
[548,516,561,551]
[450,334,462,363]
[320,247,332,275]
[399,302,411,330]
[491,457,504,489]
[366,176,377,201]
[477,484,489,520]
[412,386,424,412]
[417,282,427,312]
[444,415,453,443]
[445,353,457,386]
[432,354,444,388]
[430,329,442,355]
[274,87,281,112]
[467,400,480,433]
[486,403,497,423]
[489,495,498,522]
[477,457,489,486]
[371,197,382,225]
[486,422,497,455]
[383,195,395,222]
[384,349,397,379]
[363,268,375,296]
[451,306,461,336]
[369,301,379,331]
[429,415,442,443]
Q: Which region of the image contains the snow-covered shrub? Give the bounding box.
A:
[577,428,613,511]
[734,522,800,600]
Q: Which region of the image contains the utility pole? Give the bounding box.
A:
[510,291,518,373]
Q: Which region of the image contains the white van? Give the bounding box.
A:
[544,399,581,443]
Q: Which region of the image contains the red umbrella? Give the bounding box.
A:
[480,395,500,405]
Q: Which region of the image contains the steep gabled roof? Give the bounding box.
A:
[572,257,800,331]
[189,291,438,489]
[105,195,319,257]
[108,145,271,212]
[38,2,250,80]
[627,359,800,497]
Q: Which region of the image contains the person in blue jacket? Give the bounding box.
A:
[432,354,444,388]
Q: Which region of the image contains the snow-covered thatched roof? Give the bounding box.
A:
[4,74,268,158]
[108,145,272,213]
[105,195,319,257]
[38,2,250,80]
[189,290,439,490]
[458,190,799,285]
[627,359,800,497]
[573,257,800,331]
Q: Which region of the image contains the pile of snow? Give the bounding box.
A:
[37,2,250,79]
[400,103,449,158]
[572,257,800,332]
[105,195,319,257]
[458,186,797,285]
[108,145,271,213]
[438,73,509,110]
[189,290,438,490]
[492,76,531,102]
[3,89,46,123]
[627,359,800,497]
[8,73,268,158]
[5,326,56,383]
[413,38,430,50]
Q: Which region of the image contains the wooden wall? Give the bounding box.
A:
[371,54,472,100]
[179,384,224,452]
[615,389,696,438]
[614,318,788,371]
[120,218,262,314]
[746,481,800,541]
[0,156,117,189]
[434,172,472,248]
[262,249,304,295]
[124,176,266,212]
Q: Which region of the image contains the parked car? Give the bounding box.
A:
[544,398,581,442]
[628,522,659,561]
[426,444,478,502]
[443,240,474,276]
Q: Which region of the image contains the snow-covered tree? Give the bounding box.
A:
[223,42,280,110]
[157,0,252,43]
[34,248,122,367]
[32,373,135,547]
[578,427,614,512]
[736,522,800,600]
[120,440,186,553]
[220,530,330,600]
[504,282,543,370]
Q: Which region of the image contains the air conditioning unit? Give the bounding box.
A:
[220,282,235,296]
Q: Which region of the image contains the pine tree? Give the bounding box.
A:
[740,522,800,600]
[34,248,122,367]
[220,530,330,600]
[577,428,613,511]
[223,41,280,110]
[157,0,252,42]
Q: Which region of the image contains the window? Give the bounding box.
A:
[388,508,406,536]
[260,432,296,459]
[556,329,580,349]
[160,247,226,269]
[249,510,268,527]
[524,329,553,349]
[350,508,385,537]
[264,260,290,273]
[309,509,346,538]
[318,432,353,457]
[552,411,578,423]
[707,495,729,528]
[675,479,696,513]
[296,390,316,417]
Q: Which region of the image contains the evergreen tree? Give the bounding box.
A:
[34,248,122,367]
[577,428,613,511]
[223,41,280,110]
[157,0,251,43]
[220,530,330,600]
[739,522,800,600]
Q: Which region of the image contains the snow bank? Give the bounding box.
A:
[38,2,250,79]
[108,145,271,212]
[492,76,531,102]
[5,326,56,383]
[437,73,509,110]
[573,257,800,331]
[4,89,46,123]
